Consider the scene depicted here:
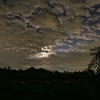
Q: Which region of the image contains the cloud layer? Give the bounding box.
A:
[0,0,100,71]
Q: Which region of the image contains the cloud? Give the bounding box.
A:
[87,0,100,6]
[41,52,92,71]
[0,0,100,71]
[0,50,28,69]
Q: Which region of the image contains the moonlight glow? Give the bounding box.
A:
[28,46,55,59]
[36,52,49,58]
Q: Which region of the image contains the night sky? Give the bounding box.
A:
[0,0,100,71]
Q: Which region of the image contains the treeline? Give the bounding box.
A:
[0,66,98,81]
[0,66,100,100]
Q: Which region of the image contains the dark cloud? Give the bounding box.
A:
[0,0,100,71]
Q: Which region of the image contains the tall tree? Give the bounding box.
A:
[88,46,100,74]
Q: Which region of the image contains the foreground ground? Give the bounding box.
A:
[0,67,100,100]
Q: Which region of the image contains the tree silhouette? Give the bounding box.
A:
[88,46,100,74]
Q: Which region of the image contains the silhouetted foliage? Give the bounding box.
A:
[0,66,100,100]
[0,66,96,81]
[88,46,100,74]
